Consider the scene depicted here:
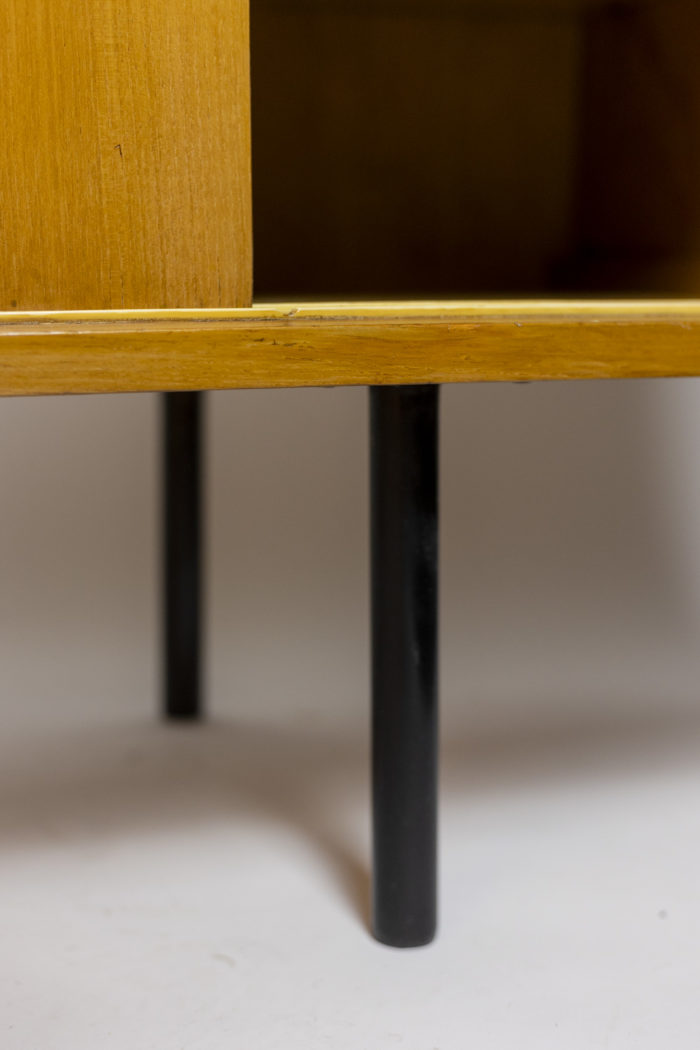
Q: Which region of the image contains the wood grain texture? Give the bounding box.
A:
[0,0,252,311]
[1,301,700,396]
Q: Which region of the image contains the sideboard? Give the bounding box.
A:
[2,0,699,947]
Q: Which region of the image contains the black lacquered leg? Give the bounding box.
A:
[162,391,203,721]
[371,384,439,948]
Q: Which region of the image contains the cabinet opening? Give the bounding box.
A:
[251,0,700,301]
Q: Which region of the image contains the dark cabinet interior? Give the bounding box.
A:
[251,0,700,299]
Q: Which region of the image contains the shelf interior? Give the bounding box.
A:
[251,0,700,300]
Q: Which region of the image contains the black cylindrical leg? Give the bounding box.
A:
[162,391,203,721]
[371,384,439,948]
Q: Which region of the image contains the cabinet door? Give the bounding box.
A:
[0,0,252,311]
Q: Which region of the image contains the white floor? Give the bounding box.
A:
[3,677,700,1049]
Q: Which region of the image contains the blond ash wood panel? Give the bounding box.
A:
[1,301,700,395]
[0,0,251,311]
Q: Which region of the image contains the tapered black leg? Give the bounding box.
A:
[371,384,439,948]
[162,391,203,721]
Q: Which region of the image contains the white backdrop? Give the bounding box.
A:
[4,380,700,739]
[3,379,700,737]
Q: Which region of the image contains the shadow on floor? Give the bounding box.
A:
[2,700,700,932]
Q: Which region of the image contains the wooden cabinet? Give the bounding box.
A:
[2,0,700,951]
[1,0,700,393]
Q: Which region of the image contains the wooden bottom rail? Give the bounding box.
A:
[1,301,700,395]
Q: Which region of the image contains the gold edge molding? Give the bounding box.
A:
[3,299,700,331]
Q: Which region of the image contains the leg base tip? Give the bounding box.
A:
[372,922,437,949]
